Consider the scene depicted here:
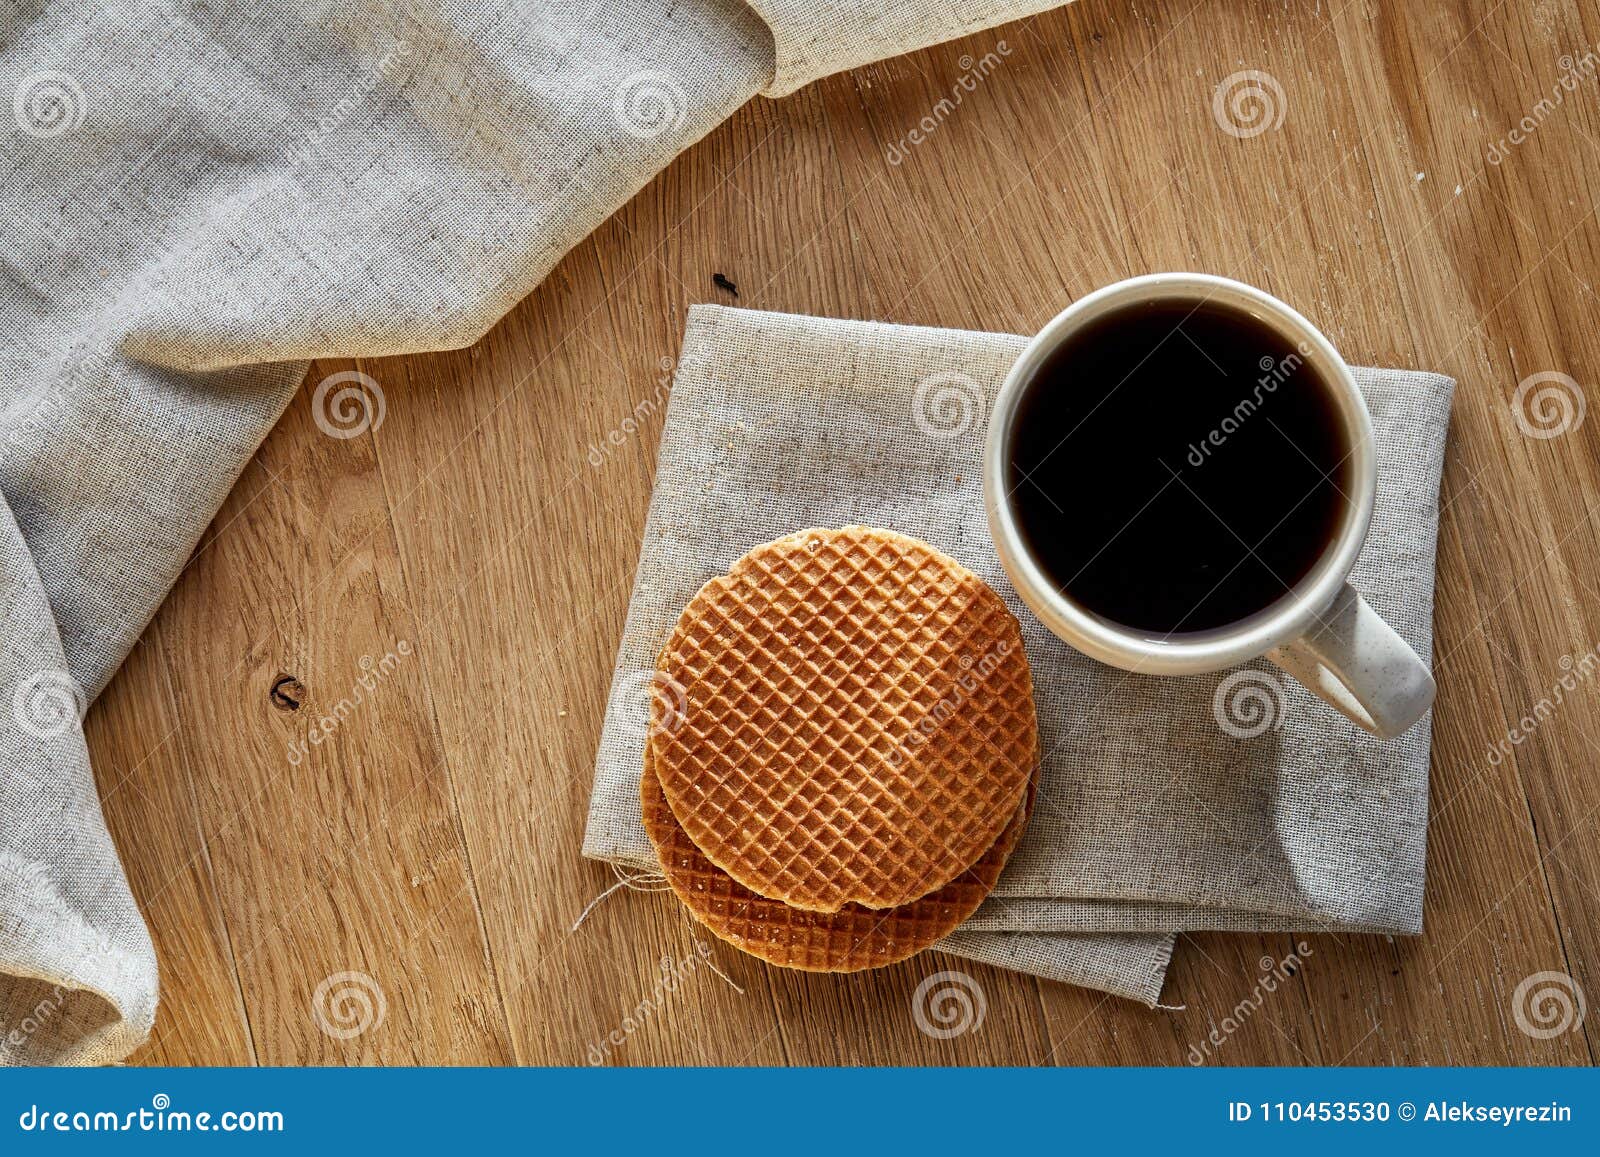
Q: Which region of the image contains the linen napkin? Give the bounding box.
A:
[583,304,1454,1002]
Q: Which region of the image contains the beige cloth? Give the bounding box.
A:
[0,0,1071,1064]
[583,304,1454,1003]
[749,0,1062,95]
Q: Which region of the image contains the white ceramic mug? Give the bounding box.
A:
[983,273,1435,739]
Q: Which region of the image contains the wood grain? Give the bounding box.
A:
[91,0,1600,1065]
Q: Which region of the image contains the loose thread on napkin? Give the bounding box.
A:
[698,945,746,995]
[572,863,671,932]
[572,862,746,995]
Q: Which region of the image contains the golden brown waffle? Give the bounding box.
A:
[651,526,1036,912]
[643,737,1034,971]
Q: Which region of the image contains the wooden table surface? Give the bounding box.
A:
[100,0,1600,1065]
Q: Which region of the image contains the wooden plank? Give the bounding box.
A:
[136,359,513,1064]
[94,631,255,1065]
[1323,0,1600,1065]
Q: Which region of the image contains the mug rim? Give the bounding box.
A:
[983,272,1377,675]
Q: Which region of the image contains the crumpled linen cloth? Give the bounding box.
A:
[583,304,1454,1004]
[0,0,1068,1065]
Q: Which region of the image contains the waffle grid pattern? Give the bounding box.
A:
[643,739,1035,971]
[652,526,1036,912]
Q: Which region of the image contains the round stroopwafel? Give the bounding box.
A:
[651,525,1036,912]
[643,736,1035,971]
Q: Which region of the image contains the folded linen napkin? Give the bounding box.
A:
[583,304,1454,1003]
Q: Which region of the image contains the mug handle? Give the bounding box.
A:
[1266,583,1436,739]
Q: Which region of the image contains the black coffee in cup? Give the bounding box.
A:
[1004,298,1350,635]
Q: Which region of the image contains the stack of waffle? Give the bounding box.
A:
[642,526,1039,971]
